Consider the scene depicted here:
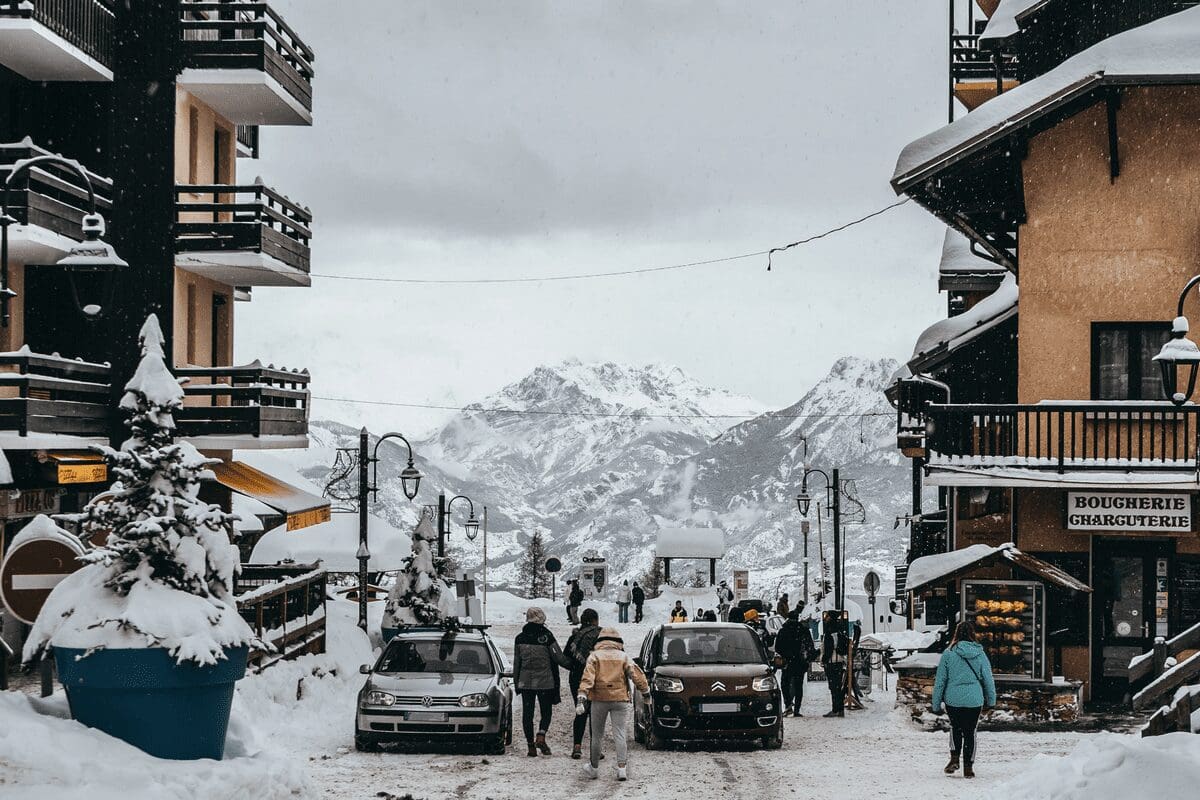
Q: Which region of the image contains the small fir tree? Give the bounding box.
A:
[637,555,665,597]
[517,529,550,599]
[385,506,454,625]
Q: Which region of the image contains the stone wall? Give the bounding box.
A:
[895,666,1082,728]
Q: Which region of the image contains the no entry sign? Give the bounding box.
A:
[1,531,85,625]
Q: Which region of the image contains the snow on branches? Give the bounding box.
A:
[24,315,260,666]
[385,506,455,626]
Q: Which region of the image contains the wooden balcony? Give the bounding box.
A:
[951,34,1019,111]
[0,0,115,81]
[235,124,260,158]
[174,183,311,286]
[0,350,111,447]
[235,563,327,671]
[176,361,309,449]
[926,403,1200,473]
[179,1,314,125]
[1,140,113,263]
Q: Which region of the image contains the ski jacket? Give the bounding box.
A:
[776,599,790,617]
[513,622,569,694]
[773,619,816,667]
[564,623,601,680]
[578,639,649,703]
[632,586,646,605]
[716,587,734,604]
[616,585,633,604]
[932,642,997,712]
[569,585,585,606]
[670,607,689,623]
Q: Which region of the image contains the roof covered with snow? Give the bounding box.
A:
[250,511,411,573]
[939,228,1007,276]
[906,542,1091,594]
[979,0,1046,43]
[656,527,726,559]
[908,273,1017,371]
[894,6,1200,186]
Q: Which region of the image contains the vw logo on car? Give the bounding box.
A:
[421,695,434,707]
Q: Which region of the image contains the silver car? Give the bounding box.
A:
[355,627,515,753]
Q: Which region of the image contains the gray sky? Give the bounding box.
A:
[236,1,951,434]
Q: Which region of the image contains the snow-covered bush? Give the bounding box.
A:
[24,315,259,666]
[384,506,455,626]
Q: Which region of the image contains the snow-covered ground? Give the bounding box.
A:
[2,590,1191,800]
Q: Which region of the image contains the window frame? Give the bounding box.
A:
[1090,321,1172,401]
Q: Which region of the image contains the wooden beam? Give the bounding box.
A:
[1106,89,1121,183]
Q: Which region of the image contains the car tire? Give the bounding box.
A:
[354,731,379,752]
[643,715,666,751]
[505,707,514,746]
[762,730,784,750]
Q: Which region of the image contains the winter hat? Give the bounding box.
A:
[595,627,623,646]
[743,608,759,622]
[526,607,546,624]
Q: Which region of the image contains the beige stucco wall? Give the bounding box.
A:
[172,270,233,369]
[174,88,235,188]
[1018,87,1200,403]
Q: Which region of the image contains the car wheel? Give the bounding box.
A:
[762,729,784,750]
[354,731,379,752]
[633,708,646,745]
[505,707,514,746]
[643,714,666,751]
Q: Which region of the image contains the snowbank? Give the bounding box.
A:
[250,511,411,572]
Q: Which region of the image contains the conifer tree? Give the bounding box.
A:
[517,529,550,599]
[386,506,454,625]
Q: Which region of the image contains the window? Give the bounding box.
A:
[659,628,764,665]
[1091,323,1171,400]
[377,639,494,675]
[956,487,1010,521]
[188,107,200,185]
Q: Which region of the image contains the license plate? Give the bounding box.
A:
[406,711,447,722]
[700,703,739,714]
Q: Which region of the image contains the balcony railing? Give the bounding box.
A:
[926,403,1200,472]
[1,140,113,241]
[180,1,314,115]
[235,563,327,671]
[174,183,311,274]
[176,361,309,441]
[236,124,260,158]
[951,34,1019,87]
[0,0,116,69]
[0,350,111,439]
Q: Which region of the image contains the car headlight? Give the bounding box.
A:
[459,693,491,708]
[653,675,684,693]
[362,690,396,707]
[752,676,778,692]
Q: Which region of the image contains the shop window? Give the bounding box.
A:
[1038,553,1090,647]
[1091,323,1171,400]
[1177,557,1200,630]
[957,487,1009,520]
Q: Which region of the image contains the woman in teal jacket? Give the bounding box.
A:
[932,622,996,779]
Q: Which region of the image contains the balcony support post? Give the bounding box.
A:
[1106,89,1122,183]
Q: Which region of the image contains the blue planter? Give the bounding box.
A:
[55,646,248,761]
[381,626,400,643]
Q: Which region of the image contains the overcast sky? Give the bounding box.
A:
[236,1,952,434]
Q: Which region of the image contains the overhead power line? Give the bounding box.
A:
[765,197,911,271]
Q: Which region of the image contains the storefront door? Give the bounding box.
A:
[1092,540,1171,701]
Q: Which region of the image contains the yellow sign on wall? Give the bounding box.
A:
[57,463,108,485]
[287,506,332,531]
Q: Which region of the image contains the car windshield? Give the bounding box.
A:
[659,628,763,665]
[377,639,494,675]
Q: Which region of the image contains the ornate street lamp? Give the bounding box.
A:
[439,494,478,555]
[1154,312,1200,406]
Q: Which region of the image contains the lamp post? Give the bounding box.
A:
[465,505,489,623]
[1,154,127,326]
[355,428,423,631]
[797,466,843,609]
[437,492,479,559]
[1154,274,1200,405]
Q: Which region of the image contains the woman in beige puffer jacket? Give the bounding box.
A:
[575,627,649,781]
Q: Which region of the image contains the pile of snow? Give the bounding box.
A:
[860,629,939,652]
[250,511,411,573]
[905,543,1006,592]
[939,228,1006,276]
[979,0,1039,42]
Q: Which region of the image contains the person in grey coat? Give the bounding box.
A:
[513,606,571,756]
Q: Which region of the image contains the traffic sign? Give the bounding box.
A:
[544,557,562,573]
[0,529,86,625]
[863,570,881,600]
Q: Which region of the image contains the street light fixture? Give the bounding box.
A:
[1,154,127,325]
[1155,310,1200,406]
[439,494,477,556]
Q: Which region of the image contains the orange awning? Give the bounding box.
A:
[210,461,331,531]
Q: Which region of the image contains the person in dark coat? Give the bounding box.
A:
[567,580,585,625]
[776,593,790,618]
[821,609,850,718]
[774,609,816,716]
[564,608,602,760]
[631,582,646,623]
[513,606,571,756]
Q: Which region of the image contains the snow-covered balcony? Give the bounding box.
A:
[949,32,1019,111]
[924,401,1200,482]
[178,1,314,126]
[174,182,311,287]
[0,0,115,81]
[176,361,309,450]
[1,139,113,266]
[0,348,111,449]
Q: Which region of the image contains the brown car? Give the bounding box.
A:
[632,623,784,750]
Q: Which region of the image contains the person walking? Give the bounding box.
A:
[513,607,571,757]
[932,622,996,779]
[615,580,632,624]
[774,609,816,716]
[567,580,584,625]
[564,608,603,760]
[575,627,649,781]
[669,600,689,623]
[775,593,790,618]
[821,610,849,718]
[631,581,645,623]
[716,580,734,621]
[695,607,705,622]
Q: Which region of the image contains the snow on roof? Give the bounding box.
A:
[895,6,1200,185]
[892,651,942,670]
[925,465,1200,490]
[909,273,1017,368]
[939,228,1006,275]
[906,542,1091,594]
[250,511,411,573]
[979,0,1044,43]
[655,527,726,559]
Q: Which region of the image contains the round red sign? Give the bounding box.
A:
[0,535,86,625]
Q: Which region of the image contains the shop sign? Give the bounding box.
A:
[57,463,108,485]
[0,488,62,520]
[1066,492,1191,532]
[286,505,331,531]
[733,569,750,602]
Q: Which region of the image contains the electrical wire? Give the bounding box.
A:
[766,197,912,271]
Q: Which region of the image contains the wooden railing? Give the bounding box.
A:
[180,1,314,113]
[950,34,1018,89]
[174,183,311,274]
[1,141,113,241]
[1131,622,1200,712]
[236,124,259,158]
[926,403,1200,472]
[235,563,327,672]
[0,0,116,68]
[175,360,309,441]
[1143,685,1199,736]
[0,351,110,438]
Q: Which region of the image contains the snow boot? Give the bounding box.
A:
[571,743,582,760]
[944,754,960,775]
[527,742,538,757]
[536,732,551,755]
[964,762,975,779]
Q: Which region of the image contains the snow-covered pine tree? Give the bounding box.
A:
[24,315,257,666]
[516,528,549,599]
[385,506,455,625]
[638,554,665,597]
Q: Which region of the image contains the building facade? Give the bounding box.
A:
[891,1,1200,707]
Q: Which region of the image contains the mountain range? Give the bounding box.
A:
[272,356,913,598]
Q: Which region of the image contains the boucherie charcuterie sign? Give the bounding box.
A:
[1066,492,1192,532]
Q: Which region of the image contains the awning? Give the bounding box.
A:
[210,460,331,531]
[906,543,1091,595]
[45,451,107,485]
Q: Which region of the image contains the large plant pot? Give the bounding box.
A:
[381,626,401,643]
[54,645,248,760]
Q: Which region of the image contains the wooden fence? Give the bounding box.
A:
[235,563,327,672]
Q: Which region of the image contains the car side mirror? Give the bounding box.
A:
[501,670,513,679]
[359,664,372,674]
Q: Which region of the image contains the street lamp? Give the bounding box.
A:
[438,493,477,558]
[353,429,423,631]
[464,506,491,623]
[1154,278,1200,405]
[796,466,844,610]
[1,154,127,325]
